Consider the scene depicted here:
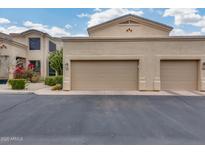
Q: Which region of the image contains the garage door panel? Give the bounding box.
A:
[161,82,197,89]
[160,60,198,90]
[71,60,138,90]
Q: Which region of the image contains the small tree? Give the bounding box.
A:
[48,49,63,76]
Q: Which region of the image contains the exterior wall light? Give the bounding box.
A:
[65,62,69,71]
[203,62,205,70]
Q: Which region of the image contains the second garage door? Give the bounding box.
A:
[160,60,198,90]
[71,60,138,90]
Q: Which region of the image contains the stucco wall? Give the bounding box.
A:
[0,56,9,78]
[0,42,27,78]
[12,36,27,45]
[63,39,205,91]
[89,24,169,38]
[0,42,27,60]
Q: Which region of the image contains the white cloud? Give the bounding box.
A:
[23,20,70,37]
[65,24,72,29]
[93,8,102,12]
[201,27,205,33]
[163,8,205,35]
[72,33,88,37]
[77,13,90,18]
[163,8,202,25]
[0,18,10,24]
[87,8,144,27]
[193,16,205,27]
[9,20,70,37]
[0,20,71,37]
[23,20,47,29]
[0,26,27,34]
[48,26,70,37]
[170,28,202,36]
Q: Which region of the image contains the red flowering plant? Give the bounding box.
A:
[28,63,40,83]
[13,66,26,79]
[13,62,40,82]
[26,63,35,81]
[28,63,35,70]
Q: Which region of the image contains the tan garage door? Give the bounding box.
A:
[160,60,198,90]
[71,60,138,90]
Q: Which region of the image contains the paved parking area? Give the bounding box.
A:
[0,94,205,144]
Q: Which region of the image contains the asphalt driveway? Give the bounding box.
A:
[0,94,205,144]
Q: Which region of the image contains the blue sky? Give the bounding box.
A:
[0,8,205,37]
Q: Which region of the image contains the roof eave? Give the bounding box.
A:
[9,29,62,41]
[62,36,205,42]
[0,38,28,49]
[87,14,173,34]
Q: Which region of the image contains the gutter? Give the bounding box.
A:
[62,36,205,42]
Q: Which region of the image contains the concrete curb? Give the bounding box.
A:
[0,90,172,96]
[0,90,34,95]
[0,89,205,96]
[33,91,205,96]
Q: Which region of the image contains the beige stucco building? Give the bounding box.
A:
[0,29,63,80]
[1,14,205,91]
[62,14,205,91]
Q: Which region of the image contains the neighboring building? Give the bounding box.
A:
[0,29,63,79]
[62,14,205,91]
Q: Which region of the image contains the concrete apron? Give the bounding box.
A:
[34,89,205,96]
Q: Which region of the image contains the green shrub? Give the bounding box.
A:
[51,84,62,90]
[45,76,63,86]
[8,79,26,90]
[30,73,40,83]
[45,77,56,86]
[55,76,63,85]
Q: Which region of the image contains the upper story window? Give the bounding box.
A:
[29,38,41,50]
[49,41,56,52]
